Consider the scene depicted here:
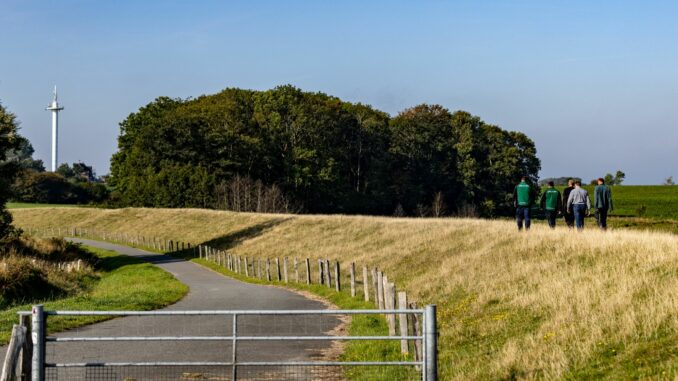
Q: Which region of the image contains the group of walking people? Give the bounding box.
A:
[513,176,614,231]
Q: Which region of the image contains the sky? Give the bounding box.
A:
[1,0,676,184]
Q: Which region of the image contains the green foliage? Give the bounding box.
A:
[0,102,22,240]
[57,162,97,182]
[0,237,97,307]
[11,171,108,204]
[5,136,45,172]
[597,170,626,186]
[110,86,541,216]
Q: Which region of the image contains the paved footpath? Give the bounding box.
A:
[4,239,342,381]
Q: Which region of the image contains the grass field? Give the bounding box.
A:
[10,207,678,379]
[0,245,188,343]
[6,202,82,209]
[554,185,678,219]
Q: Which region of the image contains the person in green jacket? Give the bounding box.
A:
[539,181,562,229]
[594,178,614,230]
[513,176,533,231]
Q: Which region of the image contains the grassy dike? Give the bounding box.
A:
[10,207,678,380]
[0,246,188,343]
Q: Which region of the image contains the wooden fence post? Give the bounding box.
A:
[372,268,379,305]
[1,324,27,381]
[275,258,282,281]
[409,301,422,361]
[398,291,409,354]
[349,262,356,297]
[266,259,271,281]
[294,257,299,283]
[305,258,311,284]
[363,265,370,302]
[18,315,32,381]
[318,259,324,285]
[377,271,385,309]
[244,257,249,276]
[334,261,341,292]
[324,259,332,288]
[385,281,396,335]
[283,257,289,283]
[257,260,262,279]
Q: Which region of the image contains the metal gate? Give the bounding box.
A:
[21,305,437,381]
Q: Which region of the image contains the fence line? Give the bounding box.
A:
[23,226,420,356]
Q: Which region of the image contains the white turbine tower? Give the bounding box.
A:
[46,86,64,172]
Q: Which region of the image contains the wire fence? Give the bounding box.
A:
[45,364,422,381]
[22,306,436,381]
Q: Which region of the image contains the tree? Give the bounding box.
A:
[57,162,97,182]
[0,102,21,239]
[5,136,44,172]
[388,104,459,215]
[602,170,626,185]
[614,170,626,185]
[109,87,541,217]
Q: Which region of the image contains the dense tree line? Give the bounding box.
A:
[110,86,540,216]
[0,102,108,206]
[6,139,109,205]
[0,102,21,239]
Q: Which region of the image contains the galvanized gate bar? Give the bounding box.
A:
[22,305,437,381]
[43,309,424,315]
[48,335,424,342]
[46,361,422,367]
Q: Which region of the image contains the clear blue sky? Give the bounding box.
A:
[1,0,676,184]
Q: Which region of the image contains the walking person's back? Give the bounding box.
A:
[540,181,562,229]
[566,180,591,231]
[513,176,533,231]
[562,179,576,228]
[594,178,614,230]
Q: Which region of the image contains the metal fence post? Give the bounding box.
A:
[231,313,237,381]
[31,305,44,381]
[424,304,437,381]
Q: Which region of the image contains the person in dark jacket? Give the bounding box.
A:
[513,176,533,231]
[594,178,614,230]
[540,181,562,229]
[561,179,575,228]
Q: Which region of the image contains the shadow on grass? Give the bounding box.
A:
[97,253,149,271]
[171,218,291,259]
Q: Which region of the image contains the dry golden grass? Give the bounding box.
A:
[11,207,678,380]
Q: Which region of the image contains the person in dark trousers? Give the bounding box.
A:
[566,180,591,231]
[561,179,576,228]
[539,181,562,229]
[513,176,533,231]
[594,177,614,230]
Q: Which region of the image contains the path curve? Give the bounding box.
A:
[12,239,343,380]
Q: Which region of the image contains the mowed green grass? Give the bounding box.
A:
[6,202,82,209]
[554,185,678,219]
[0,246,188,343]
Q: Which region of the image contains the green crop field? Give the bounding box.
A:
[546,185,678,233]
[553,185,678,219]
[6,202,83,209]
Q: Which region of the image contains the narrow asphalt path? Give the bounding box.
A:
[10,239,343,380]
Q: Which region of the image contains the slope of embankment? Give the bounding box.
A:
[11,207,678,380]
